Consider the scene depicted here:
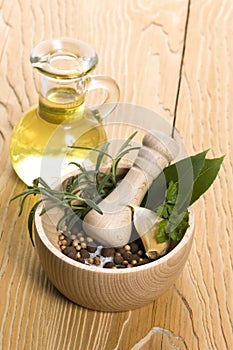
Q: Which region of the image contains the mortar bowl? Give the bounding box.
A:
[34,104,194,311]
[34,205,194,311]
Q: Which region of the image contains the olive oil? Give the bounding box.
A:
[38,87,86,124]
[10,38,119,185]
[10,87,107,186]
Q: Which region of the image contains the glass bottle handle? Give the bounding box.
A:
[87,75,120,118]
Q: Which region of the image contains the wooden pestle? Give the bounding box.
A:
[83,130,178,247]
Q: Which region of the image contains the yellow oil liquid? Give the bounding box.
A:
[10,87,107,186]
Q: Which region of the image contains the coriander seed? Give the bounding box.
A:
[124,244,131,252]
[88,257,94,265]
[72,239,79,247]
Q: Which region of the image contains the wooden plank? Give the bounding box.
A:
[176,0,233,349]
[0,1,200,349]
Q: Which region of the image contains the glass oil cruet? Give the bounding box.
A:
[10,38,120,186]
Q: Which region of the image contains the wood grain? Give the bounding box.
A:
[175,1,233,349]
[0,0,232,349]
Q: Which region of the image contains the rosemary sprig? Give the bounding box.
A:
[11,132,140,245]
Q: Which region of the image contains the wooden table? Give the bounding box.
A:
[0,1,232,349]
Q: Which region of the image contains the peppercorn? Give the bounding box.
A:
[65,237,72,246]
[80,249,90,259]
[87,243,97,253]
[131,253,140,262]
[116,247,125,255]
[61,239,67,246]
[124,244,131,252]
[114,254,124,265]
[137,257,150,266]
[138,250,144,256]
[59,234,65,241]
[70,234,77,240]
[101,247,115,257]
[87,257,94,265]
[130,242,139,254]
[63,246,77,260]
[122,251,132,262]
[80,242,87,249]
[94,256,101,266]
[122,260,128,266]
[103,262,115,268]
[72,239,79,247]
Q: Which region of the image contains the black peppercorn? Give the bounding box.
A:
[114,254,124,265]
[130,242,139,254]
[80,249,90,259]
[103,262,115,268]
[101,247,115,257]
[87,243,98,253]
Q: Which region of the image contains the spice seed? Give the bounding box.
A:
[130,242,139,254]
[94,256,101,266]
[72,239,79,247]
[103,262,115,268]
[88,258,94,264]
[80,249,90,259]
[117,247,125,255]
[101,247,115,257]
[70,234,77,240]
[80,242,87,249]
[114,255,123,265]
[60,230,156,269]
[87,244,97,253]
[122,252,132,262]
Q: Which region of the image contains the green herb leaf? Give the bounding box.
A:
[164,149,209,184]
[156,220,168,243]
[95,142,111,171]
[84,199,103,214]
[142,150,223,213]
[190,156,224,204]
[28,200,43,245]
[115,131,138,158]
